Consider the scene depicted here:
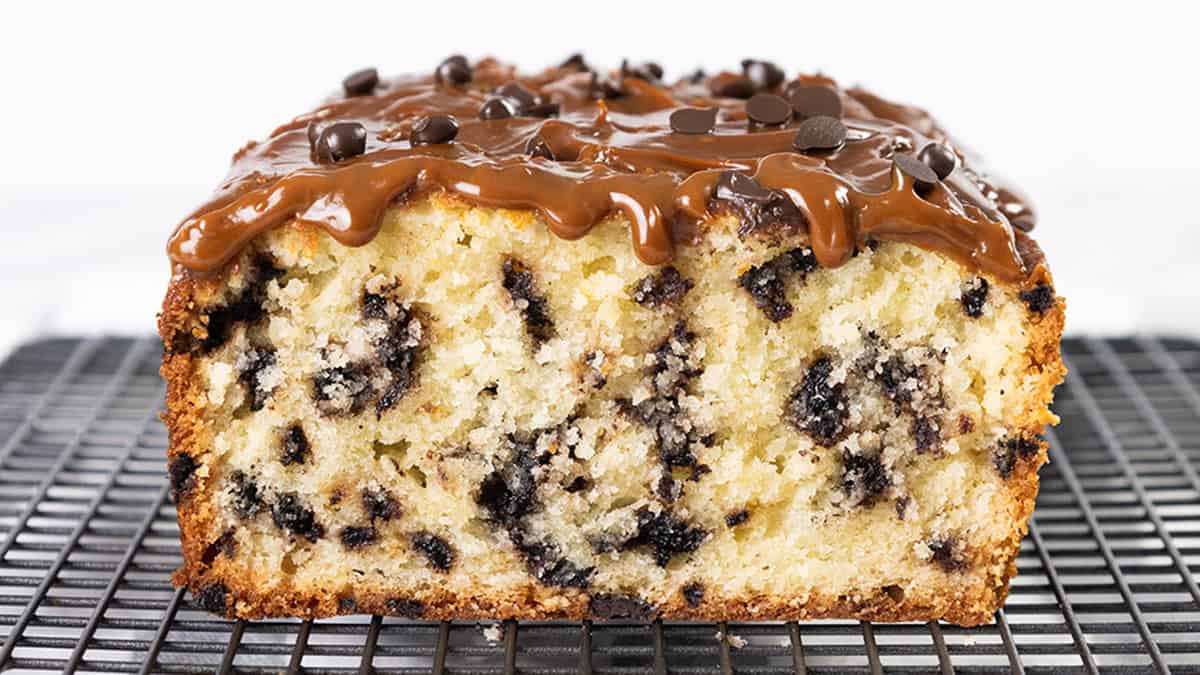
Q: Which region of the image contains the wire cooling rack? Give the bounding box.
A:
[0,337,1196,674]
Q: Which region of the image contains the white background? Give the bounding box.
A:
[1,1,1197,356]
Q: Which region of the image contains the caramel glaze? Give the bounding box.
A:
[168,58,1040,284]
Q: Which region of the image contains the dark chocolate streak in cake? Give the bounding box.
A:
[168,57,1037,282]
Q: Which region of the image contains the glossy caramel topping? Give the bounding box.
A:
[168,57,1038,282]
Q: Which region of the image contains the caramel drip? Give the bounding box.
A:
[169,59,1037,282]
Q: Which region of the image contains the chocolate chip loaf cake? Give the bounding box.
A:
[159,55,1064,627]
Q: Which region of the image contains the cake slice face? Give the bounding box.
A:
[159,57,1063,626]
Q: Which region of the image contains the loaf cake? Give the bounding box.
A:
[158,55,1064,627]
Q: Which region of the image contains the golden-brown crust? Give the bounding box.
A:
[157,220,1066,629]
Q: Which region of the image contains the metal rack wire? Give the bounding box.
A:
[0,336,1196,674]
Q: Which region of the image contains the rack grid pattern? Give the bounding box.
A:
[0,336,1196,674]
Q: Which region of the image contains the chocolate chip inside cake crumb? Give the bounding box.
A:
[625,507,707,567]
[196,583,229,614]
[841,450,892,507]
[362,487,401,521]
[502,257,555,344]
[785,356,849,446]
[630,266,693,307]
[1019,282,1056,314]
[272,493,325,542]
[312,364,374,416]
[168,453,198,499]
[280,424,310,466]
[196,257,282,353]
[960,277,990,318]
[619,322,708,475]
[589,593,655,620]
[385,597,425,618]
[230,471,263,519]
[993,436,1042,479]
[236,344,279,412]
[682,582,705,607]
[912,417,941,453]
[725,509,750,528]
[738,247,818,322]
[411,532,455,571]
[201,529,238,566]
[928,536,968,572]
[340,526,377,550]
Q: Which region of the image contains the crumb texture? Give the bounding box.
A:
[161,198,1063,625]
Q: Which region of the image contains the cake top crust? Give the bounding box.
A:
[168,56,1039,282]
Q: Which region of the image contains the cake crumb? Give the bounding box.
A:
[482,624,503,642]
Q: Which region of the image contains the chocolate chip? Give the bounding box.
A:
[960,277,990,318]
[841,450,892,507]
[501,257,555,344]
[588,72,623,99]
[312,364,374,416]
[912,417,940,453]
[746,93,792,127]
[196,583,228,614]
[306,120,322,147]
[716,170,774,205]
[411,531,455,571]
[479,97,517,121]
[792,116,846,153]
[687,68,706,84]
[230,471,262,519]
[918,142,957,180]
[589,593,655,620]
[894,153,939,194]
[625,507,707,567]
[526,102,561,118]
[785,356,849,446]
[786,85,842,119]
[362,487,401,521]
[410,115,459,146]
[560,53,588,71]
[1019,282,1056,314]
[682,582,705,607]
[621,59,663,81]
[709,73,756,99]
[361,291,391,320]
[435,54,471,85]
[314,122,367,163]
[201,529,237,565]
[237,344,277,411]
[741,59,785,90]
[272,493,324,542]
[280,424,310,466]
[513,532,593,588]
[928,536,967,572]
[340,525,377,550]
[725,509,750,527]
[342,67,379,97]
[526,137,554,160]
[669,107,717,135]
[630,266,693,307]
[168,453,197,500]
[713,171,806,237]
[495,82,537,112]
[385,598,425,617]
[994,436,1041,478]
